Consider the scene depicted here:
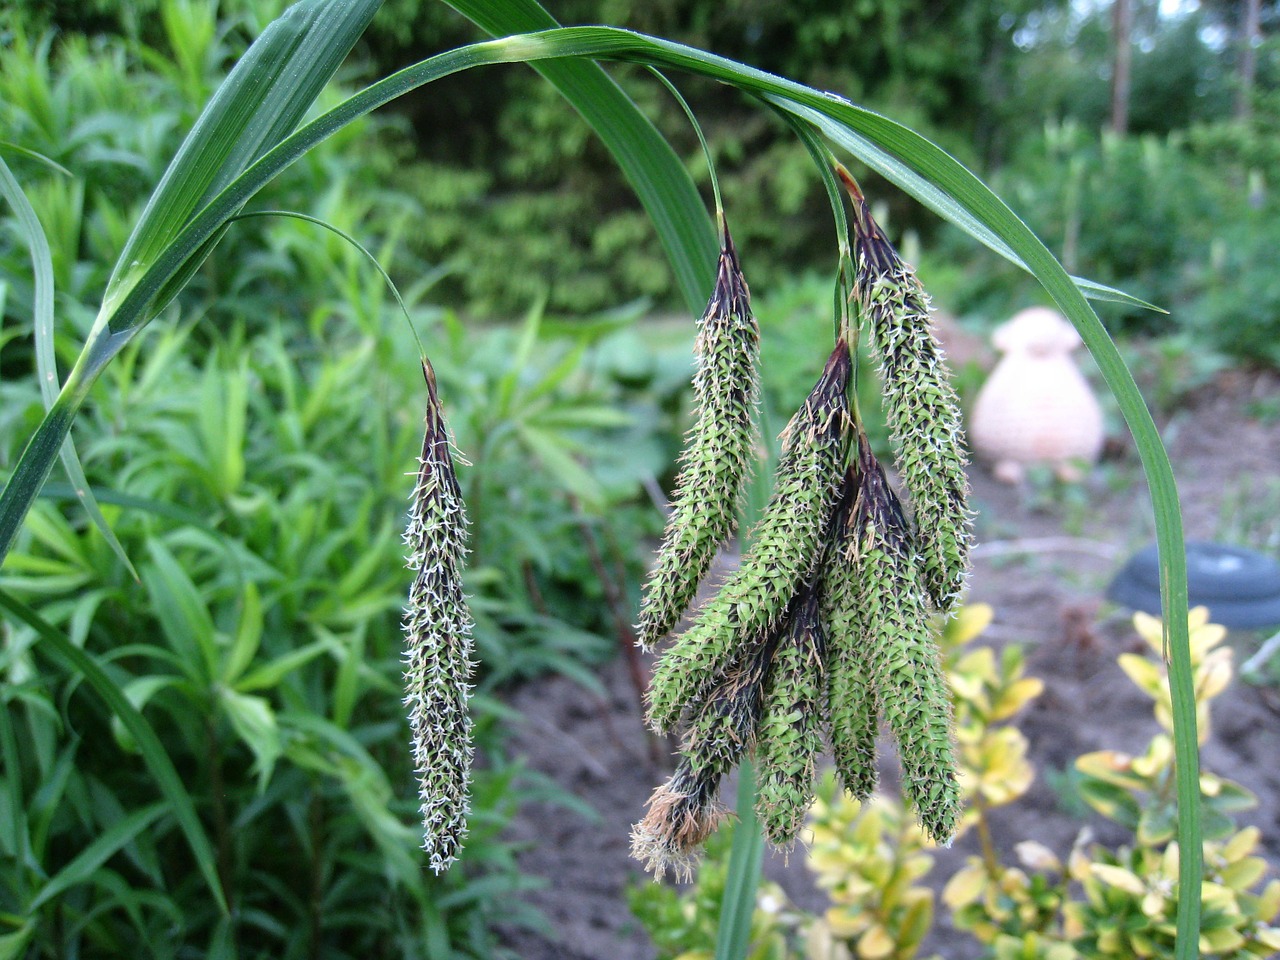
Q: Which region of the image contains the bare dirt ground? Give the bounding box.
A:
[496,367,1280,960]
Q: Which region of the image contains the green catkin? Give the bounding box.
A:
[677,636,773,779]
[630,760,726,881]
[842,171,972,612]
[637,223,760,651]
[401,359,475,874]
[820,460,880,801]
[755,584,827,848]
[853,439,960,845]
[645,340,852,735]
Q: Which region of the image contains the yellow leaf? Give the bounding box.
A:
[945,603,994,647]
[991,677,1044,720]
[1090,863,1146,896]
[1132,610,1164,653]
[1014,840,1061,873]
[1199,648,1233,700]
[1200,927,1245,953]
[825,906,869,939]
[1117,653,1164,697]
[1219,856,1266,891]
[1141,890,1166,917]
[857,923,895,959]
[1221,826,1260,862]
[942,861,988,908]
[1256,879,1280,920]
[1254,927,1280,950]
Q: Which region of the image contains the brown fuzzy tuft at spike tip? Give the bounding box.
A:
[852,439,960,845]
[645,340,852,735]
[637,223,760,651]
[630,762,727,882]
[838,168,973,613]
[402,358,476,874]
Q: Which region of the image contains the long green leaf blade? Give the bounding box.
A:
[771,100,1162,312]
[28,803,167,911]
[0,0,381,563]
[716,761,763,960]
[99,0,383,324]
[0,157,136,577]
[0,590,228,914]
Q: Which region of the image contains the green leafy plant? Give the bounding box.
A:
[946,608,1280,960]
[2,0,1202,953]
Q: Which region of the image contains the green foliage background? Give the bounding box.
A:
[14,0,1279,358]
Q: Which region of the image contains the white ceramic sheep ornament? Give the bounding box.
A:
[970,307,1104,484]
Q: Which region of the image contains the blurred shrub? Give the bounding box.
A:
[1189,212,1280,368]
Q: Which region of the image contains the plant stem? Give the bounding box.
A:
[974,794,1001,878]
[206,716,234,917]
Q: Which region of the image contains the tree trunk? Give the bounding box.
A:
[1110,0,1133,135]
[1236,0,1262,121]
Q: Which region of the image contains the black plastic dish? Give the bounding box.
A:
[1107,541,1280,629]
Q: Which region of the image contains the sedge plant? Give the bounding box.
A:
[0,0,1201,954]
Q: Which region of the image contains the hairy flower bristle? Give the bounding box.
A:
[401,359,476,874]
[820,460,880,801]
[842,171,973,612]
[645,341,852,735]
[852,440,960,845]
[637,224,760,651]
[630,762,726,881]
[755,583,827,847]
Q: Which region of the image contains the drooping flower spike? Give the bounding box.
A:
[840,168,973,613]
[754,581,828,847]
[645,340,852,735]
[820,460,881,803]
[637,221,760,651]
[401,358,476,874]
[850,436,960,845]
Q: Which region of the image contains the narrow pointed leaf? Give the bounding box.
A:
[0,590,227,914]
[0,157,135,577]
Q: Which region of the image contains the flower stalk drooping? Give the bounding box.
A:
[402,359,476,874]
[634,175,974,878]
[841,169,972,613]
[645,340,852,735]
[852,439,960,845]
[637,223,760,651]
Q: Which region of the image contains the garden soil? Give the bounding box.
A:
[496,367,1280,960]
